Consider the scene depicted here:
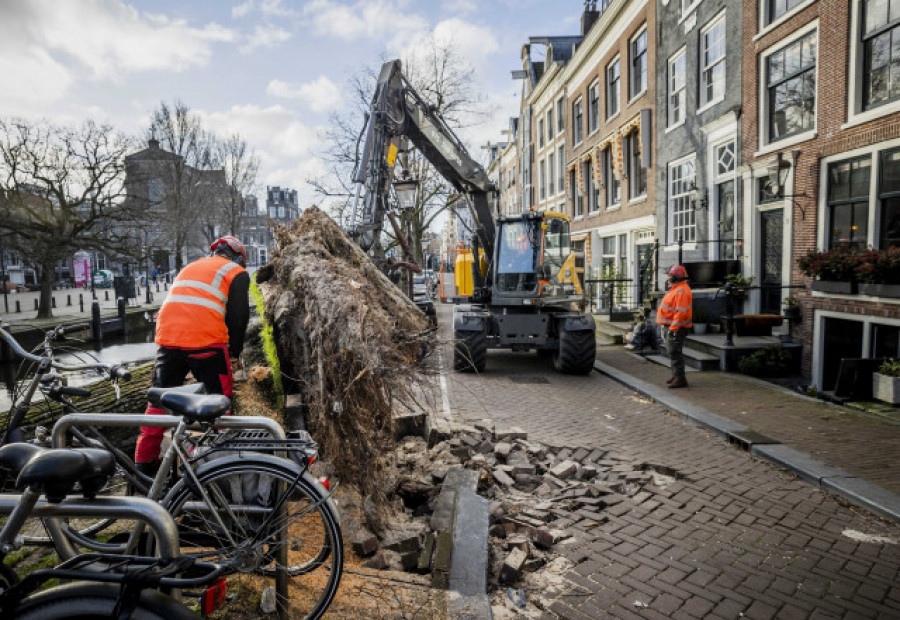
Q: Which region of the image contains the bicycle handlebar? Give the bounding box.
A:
[0,326,130,375]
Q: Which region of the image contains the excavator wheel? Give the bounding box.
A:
[453,329,487,373]
[553,328,596,375]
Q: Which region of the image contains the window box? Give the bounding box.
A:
[873,372,900,405]
[811,280,857,295]
[859,283,900,298]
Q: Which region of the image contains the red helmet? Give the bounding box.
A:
[210,235,247,267]
[667,265,688,280]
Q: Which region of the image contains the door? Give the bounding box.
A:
[760,209,783,314]
[822,317,864,391]
[636,242,655,305]
[717,180,736,259]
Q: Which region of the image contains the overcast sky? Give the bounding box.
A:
[0,0,582,209]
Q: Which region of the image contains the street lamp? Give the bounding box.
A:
[393,175,419,211]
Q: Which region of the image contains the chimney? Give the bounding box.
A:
[148,138,159,150]
[581,0,599,35]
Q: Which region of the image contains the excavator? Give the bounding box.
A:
[349,59,595,374]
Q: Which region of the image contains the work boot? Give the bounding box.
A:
[668,378,689,389]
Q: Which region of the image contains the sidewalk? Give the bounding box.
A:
[593,344,900,522]
[0,283,167,327]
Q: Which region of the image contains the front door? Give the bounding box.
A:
[636,242,655,305]
[760,209,783,314]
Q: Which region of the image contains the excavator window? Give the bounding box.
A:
[542,217,572,281]
[497,220,539,293]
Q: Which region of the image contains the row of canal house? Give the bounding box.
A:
[485,0,900,391]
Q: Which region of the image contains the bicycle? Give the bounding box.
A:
[0,442,227,619]
[0,323,344,618]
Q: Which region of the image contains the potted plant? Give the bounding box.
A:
[782,297,801,322]
[724,274,755,303]
[797,246,860,294]
[855,246,900,298]
[692,306,709,334]
[873,357,900,405]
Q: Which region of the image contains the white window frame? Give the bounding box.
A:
[709,136,738,260]
[548,151,556,196]
[573,97,584,146]
[588,80,601,135]
[668,154,697,243]
[557,145,565,196]
[812,310,900,391]
[756,0,815,38]
[756,20,819,156]
[628,27,648,103]
[626,131,647,201]
[539,158,547,201]
[606,56,621,121]
[667,48,687,131]
[556,97,565,134]
[846,0,900,129]
[546,108,554,141]
[603,147,621,210]
[538,118,545,149]
[699,11,727,112]
[682,0,703,19]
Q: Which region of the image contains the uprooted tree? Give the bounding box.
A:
[256,206,434,507]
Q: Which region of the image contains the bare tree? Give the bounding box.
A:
[214,133,260,236]
[0,118,135,318]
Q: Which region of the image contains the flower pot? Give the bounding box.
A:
[859,283,900,298]
[873,372,900,405]
[783,307,801,322]
[811,280,857,294]
[692,323,708,335]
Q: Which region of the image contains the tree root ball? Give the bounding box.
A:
[256,206,433,501]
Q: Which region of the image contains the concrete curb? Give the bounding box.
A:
[594,360,900,523]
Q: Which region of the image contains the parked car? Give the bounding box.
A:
[412,274,437,326]
[93,269,114,288]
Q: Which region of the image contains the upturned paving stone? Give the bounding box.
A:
[499,547,528,584]
[550,460,578,479]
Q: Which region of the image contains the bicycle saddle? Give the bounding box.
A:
[147,382,206,407]
[159,392,231,424]
[0,443,44,473]
[17,448,115,502]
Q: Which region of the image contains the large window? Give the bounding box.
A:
[700,15,726,107]
[668,50,686,127]
[588,81,600,134]
[863,0,900,110]
[556,97,565,134]
[573,98,583,144]
[765,0,806,26]
[538,119,545,149]
[557,145,565,195]
[546,108,554,141]
[584,160,597,213]
[539,159,547,201]
[569,168,578,218]
[574,167,584,218]
[669,158,696,242]
[827,156,871,250]
[627,132,646,199]
[879,148,900,248]
[630,29,648,99]
[766,30,817,142]
[548,152,555,196]
[607,58,621,119]
[603,147,620,208]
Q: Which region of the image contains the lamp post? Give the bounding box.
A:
[0,235,8,314]
[392,173,420,300]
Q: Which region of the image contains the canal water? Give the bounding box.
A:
[0,328,157,412]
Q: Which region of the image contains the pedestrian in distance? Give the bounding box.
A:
[134,235,251,474]
[656,264,692,389]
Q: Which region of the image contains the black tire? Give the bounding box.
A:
[453,329,487,372]
[163,458,343,620]
[14,582,198,619]
[553,329,596,375]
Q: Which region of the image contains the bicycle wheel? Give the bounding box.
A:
[13,582,198,619]
[163,455,343,620]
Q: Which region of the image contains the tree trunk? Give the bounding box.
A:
[37,261,55,319]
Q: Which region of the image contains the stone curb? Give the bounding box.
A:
[593,360,900,524]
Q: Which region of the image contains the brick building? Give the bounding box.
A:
[740,0,900,388]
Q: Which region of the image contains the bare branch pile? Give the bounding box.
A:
[256,206,432,500]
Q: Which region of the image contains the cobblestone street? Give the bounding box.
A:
[437,305,900,619]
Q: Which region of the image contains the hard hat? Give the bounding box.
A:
[210,235,247,267]
[667,264,688,280]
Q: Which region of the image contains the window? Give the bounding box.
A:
[700,15,726,107]
[569,168,578,218]
[546,109,554,140]
[766,30,817,142]
[669,158,696,242]
[630,29,648,99]
[668,50,686,127]
[766,0,805,26]
[682,0,703,17]
[588,82,600,134]
[548,152,556,196]
[148,179,164,204]
[539,159,547,201]
[557,145,565,194]
[827,156,871,250]
[556,97,565,134]
[538,119,545,148]
[627,132,646,198]
[863,0,900,110]
[714,141,737,259]
[879,148,900,248]
[573,98,583,144]
[603,147,620,208]
[607,58,621,118]
[584,160,597,213]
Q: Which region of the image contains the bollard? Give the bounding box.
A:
[79,294,84,312]
[15,300,20,313]
[91,300,101,342]
[67,294,72,307]
[34,299,38,310]
[52,297,56,309]
[105,291,109,301]
[156,282,160,292]
[117,297,126,319]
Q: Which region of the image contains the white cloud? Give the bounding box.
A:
[231,0,294,19]
[300,0,427,47]
[265,76,342,113]
[241,24,292,53]
[441,0,478,15]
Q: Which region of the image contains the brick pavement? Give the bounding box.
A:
[436,304,900,619]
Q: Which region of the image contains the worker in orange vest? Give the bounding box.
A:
[134,236,251,472]
[656,265,692,389]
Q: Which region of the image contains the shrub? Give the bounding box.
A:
[737,345,793,377]
[797,246,861,281]
[879,357,900,378]
[854,246,900,284]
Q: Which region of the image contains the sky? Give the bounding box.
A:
[0,0,583,212]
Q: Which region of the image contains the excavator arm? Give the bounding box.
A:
[349,60,497,263]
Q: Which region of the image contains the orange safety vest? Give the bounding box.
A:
[656,280,693,332]
[155,256,246,349]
